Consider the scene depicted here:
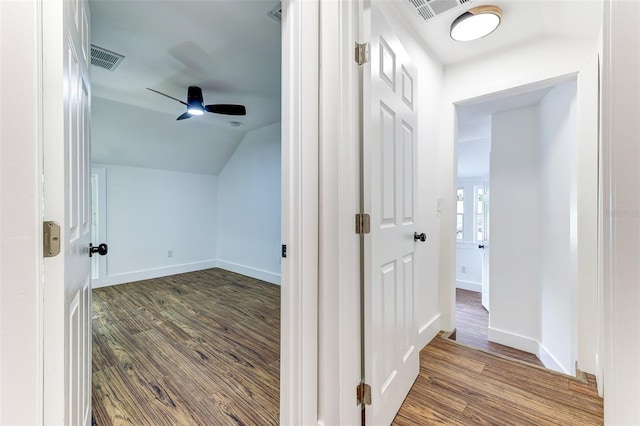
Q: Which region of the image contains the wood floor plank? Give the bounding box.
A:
[92,268,280,425]
[394,336,603,426]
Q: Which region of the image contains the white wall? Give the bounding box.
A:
[439,36,601,333]
[91,164,218,287]
[457,138,490,179]
[538,82,578,374]
[489,105,541,353]
[217,122,282,285]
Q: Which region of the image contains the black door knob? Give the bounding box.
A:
[89,243,108,257]
[478,244,485,249]
[414,232,426,242]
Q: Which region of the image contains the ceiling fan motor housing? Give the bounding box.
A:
[187,86,205,108]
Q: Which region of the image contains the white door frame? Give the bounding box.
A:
[281,1,362,424]
[601,0,640,423]
[279,0,319,424]
[0,1,44,424]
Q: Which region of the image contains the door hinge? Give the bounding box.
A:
[355,42,370,65]
[357,382,372,406]
[43,221,61,258]
[355,213,371,235]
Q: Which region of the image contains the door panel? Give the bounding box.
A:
[364,5,419,425]
[43,0,92,424]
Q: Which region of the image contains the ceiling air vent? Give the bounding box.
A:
[408,0,469,22]
[267,3,282,23]
[90,45,125,71]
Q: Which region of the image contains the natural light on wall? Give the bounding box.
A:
[450,5,502,42]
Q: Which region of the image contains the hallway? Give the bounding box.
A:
[394,335,603,425]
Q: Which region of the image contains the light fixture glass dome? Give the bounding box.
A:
[450,5,502,42]
[187,102,204,115]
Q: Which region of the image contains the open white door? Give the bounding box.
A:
[42,0,94,424]
[481,182,490,311]
[363,4,421,425]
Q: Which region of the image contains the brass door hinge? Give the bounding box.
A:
[355,213,370,235]
[356,382,371,406]
[355,42,370,65]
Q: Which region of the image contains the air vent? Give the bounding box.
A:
[267,3,282,23]
[408,0,469,21]
[90,45,125,71]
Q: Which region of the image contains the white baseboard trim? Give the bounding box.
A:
[456,280,482,292]
[92,260,219,288]
[488,327,539,355]
[538,343,571,375]
[216,259,281,285]
[418,314,441,349]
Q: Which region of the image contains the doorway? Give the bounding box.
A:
[452,77,593,376]
[89,1,283,423]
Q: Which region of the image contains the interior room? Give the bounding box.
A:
[9,0,640,425]
[88,1,282,423]
[453,79,597,378]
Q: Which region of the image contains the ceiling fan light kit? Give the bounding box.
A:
[450,5,502,42]
[147,86,247,121]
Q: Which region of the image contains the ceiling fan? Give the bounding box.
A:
[147,86,246,120]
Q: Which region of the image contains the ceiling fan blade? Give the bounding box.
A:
[147,88,188,106]
[176,112,192,120]
[205,104,247,116]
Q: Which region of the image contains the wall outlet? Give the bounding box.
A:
[461,266,466,273]
[167,249,173,258]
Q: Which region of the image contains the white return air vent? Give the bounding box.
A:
[408,0,471,22]
[90,45,125,71]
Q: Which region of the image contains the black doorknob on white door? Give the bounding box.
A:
[414,232,426,242]
[89,243,108,257]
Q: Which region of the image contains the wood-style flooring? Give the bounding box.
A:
[91,268,280,426]
[394,335,603,425]
[453,289,544,367]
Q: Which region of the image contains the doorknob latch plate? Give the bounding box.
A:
[43,221,61,258]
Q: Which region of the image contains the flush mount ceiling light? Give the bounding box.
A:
[450,5,502,42]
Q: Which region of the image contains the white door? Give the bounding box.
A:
[480,182,490,311]
[363,5,420,425]
[42,0,93,424]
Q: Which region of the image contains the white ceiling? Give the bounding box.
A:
[90,0,282,174]
[90,0,602,174]
[393,0,603,66]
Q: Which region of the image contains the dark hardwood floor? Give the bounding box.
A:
[93,273,602,425]
[453,288,545,367]
[91,268,280,426]
[394,335,603,425]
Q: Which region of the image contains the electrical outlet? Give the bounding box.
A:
[167,249,173,258]
[461,266,466,273]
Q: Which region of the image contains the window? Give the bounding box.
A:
[456,188,464,240]
[475,186,485,242]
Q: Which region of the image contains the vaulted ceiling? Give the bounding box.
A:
[90,0,282,175]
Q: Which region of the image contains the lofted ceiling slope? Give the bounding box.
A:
[90,0,282,174]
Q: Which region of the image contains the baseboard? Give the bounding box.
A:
[456,280,482,292]
[538,343,571,375]
[418,314,441,349]
[216,259,281,285]
[92,260,219,288]
[488,327,539,355]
